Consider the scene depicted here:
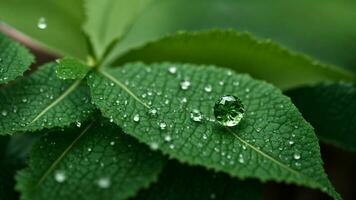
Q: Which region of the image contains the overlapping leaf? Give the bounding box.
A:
[0,62,94,135]
[287,82,356,152]
[113,30,353,90]
[0,0,87,58]
[0,32,34,84]
[104,0,356,72]
[133,161,262,200]
[16,121,165,200]
[83,0,153,60]
[88,62,340,199]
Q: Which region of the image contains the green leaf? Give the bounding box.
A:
[56,57,90,80]
[16,121,166,200]
[112,30,354,91]
[83,0,153,60]
[286,82,356,153]
[0,62,94,135]
[0,32,34,84]
[88,62,340,199]
[0,134,34,200]
[133,160,262,200]
[104,0,356,72]
[0,0,87,59]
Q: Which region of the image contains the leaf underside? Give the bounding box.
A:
[0,32,34,84]
[16,120,165,200]
[88,62,340,200]
[113,30,354,90]
[133,160,263,200]
[0,62,94,135]
[287,82,356,153]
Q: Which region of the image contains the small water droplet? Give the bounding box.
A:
[133,114,140,122]
[204,85,212,92]
[150,142,159,150]
[22,98,28,103]
[96,177,111,189]
[148,108,158,116]
[164,135,172,142]
[87,148,92,152]
[180,80,191,90]
[288,140,295,145]
[168,66,177,74]
[76,121,81,127]
[190,109,203,122]
[54,171,66,183]
[159,122,167,130]
[295,162,301,167]
[110,141,115,146]
[1,110,7,116]
[214,95,245,127]
[238,154,245,163]
[293,153,301,160]
[219,81,224,86]
[37,17,47,29]
[180,97,187,103]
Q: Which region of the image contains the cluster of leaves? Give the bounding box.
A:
[0,0,356,200]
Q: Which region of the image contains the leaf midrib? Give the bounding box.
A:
[36,123,93,187]
[28,79,82,126]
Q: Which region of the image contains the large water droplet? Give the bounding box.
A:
[180,80,191,90]
[190,109,203,122]
[37,17,47,29]
[214,95,245,127]
[54,171,66,183]
[96,177,111,189]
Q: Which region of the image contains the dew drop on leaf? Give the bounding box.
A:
[293,152,301,160]
[214,95,245,127]
[76,121,81,127]
[148,108,158,116]
[133,114,140,122]
[96,177,111,189]
[149,142,159,150]
[164,135,172,142]
[159,122,167,130]
[37,17,47,29]
[168,66,177,74]
[204,85,212,92]
[180,80,191,90]
[54,171,66,183]
[1,110,7,116]
[190,109,203,122]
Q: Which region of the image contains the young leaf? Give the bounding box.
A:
[83,0,153,60]
[133,161,262,200]
[112,30,354,90]
[0,32,34,84]
[88,62,341,200]
[16,121,165,200]
[0,62,94,135]
[0,0,88,59]
[56,57,90,80]
[287,82,356,152]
